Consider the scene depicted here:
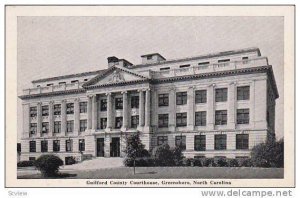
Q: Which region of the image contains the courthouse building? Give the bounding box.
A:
[19,47,278,163]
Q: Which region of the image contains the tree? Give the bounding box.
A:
[34,155,64,177]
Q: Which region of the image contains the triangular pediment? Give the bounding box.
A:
[83,66,149,87]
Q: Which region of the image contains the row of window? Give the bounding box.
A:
[157,134,249,151]
[29,139,85,152]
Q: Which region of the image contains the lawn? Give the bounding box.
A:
[18,167,283,179]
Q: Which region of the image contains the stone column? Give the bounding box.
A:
[187,86,195,130]
[207,84,215,130]
[106,93,113,130]
[121,91,128,131]
[168,87,176,132]
[250,80,256,128]
[151,88,158,128]
[138,90,145,128]
[37,102,42,137]
[228,82,236,129]
[22,103,30,138]
[87,96,92,130]
[49,101,54,137]
[61,100,67,136]
[144,89,151,127]
[74,98,80,135]
[92,95,97,130]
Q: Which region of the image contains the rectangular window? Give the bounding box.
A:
[59,82,66,85]
[158,114,169,128]
[175,136,186,150]
[195,90,207,103]
[79,102,87,113]
[147,55,152,60]
[215,88,228,102]
[80,120,87,132]
[115,117,123,129]
[29,157,36,161]
[115,98,123,110]
[71,80,79,84]
[131,96,139,108]
[53,140,60,152]
[157,136,168,146]
[179,64,190,68]
[158,94,169,107]
[42,122,49,133]
[194,135,206,151]
[195,111,207,126]
[160,67,170,71]
[42,105,49,116]
[215,134,227,150]
[236,134,249,150]
[237,86,250,100]
[79,139,85,152]
[218,59,230,63]
[66,103,74,114]
[66,120,74,133]
[46,83,53,86]
[100,118,107,129]
[29,141,36,152]
[30,123,37,134]
[30,107,37,117]
[66,140,73,152]
[131,115,139,128]
[54,121,61,133]
[53,104,61,115]
[41,140,48,152]
[198,61,210,66]
[237,109,250,124]
[176,92,187,105]
[215,110,227,125]
[176,113,187,127]
[101,99,107,111]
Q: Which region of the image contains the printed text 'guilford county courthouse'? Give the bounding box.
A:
[19,47,278,163]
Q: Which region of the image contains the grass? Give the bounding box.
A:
[18,167,283,179]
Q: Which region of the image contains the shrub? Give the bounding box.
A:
[216,158,228,167]
[241,158,253,167]
[35,155,63,177]
[17,160,35,167]
[65,156,76,165]
[227,159,239,167]
[192,158,204,167]
[182,158,192,166]
[153,144,174,166]
[203,158,216,167]
[171,146,184,166]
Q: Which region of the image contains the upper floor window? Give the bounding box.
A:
[198,61,210,66]
[179,64,190,68]
[215,110,227,125]
[42,105,49,116]
[115,117,123,129]
[30,123,37,134]
[66,120,74,133]
[175,136,186,150]
[54,121,61,133]
[53,104,61,115]
[236,134,249,150]
[147,55,152,60]
[160,67,170,71]
[214,134,227,150]
[41,140,48,152]
[30,107,37,117]
[79,139,85,152]
[131,115,139,128]
[158,114,169,128]
[115,98,123,110]
[176,92,187,105]
[42,122,49,133]
[66,139,73,152]
[100,118,107,129]
[215,88,228,102]
[80,120,87,132]
[59,82,66,85]
[237,86,250,100]
[53,140,60,152]
[158,94,169,107]
[79,102,87,113]
[218,59,230,63]
[71,80,79,84]
[237,109,250,124]
[66,103,74,114]
[131,96,139,108]
[101,99,107,111]
[195,90,207,103]
[29,141,36,152]
[195,111,206,126]
[46,83,53,86]
[157,136,168,146]
[176,112,187,127]
[194,135,206,151]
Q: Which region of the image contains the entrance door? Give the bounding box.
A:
[96,138,105,157]
[110,137,120,157]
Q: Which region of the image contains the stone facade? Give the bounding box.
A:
[19,47,279,163]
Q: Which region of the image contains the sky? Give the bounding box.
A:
[17,16,284,140]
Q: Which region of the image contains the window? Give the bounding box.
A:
[71,80,79,84]
[237,109,250,124]
[218,59,230,63]
[80,120,87,132]
[42,105,49,116]
[175,136,186,150]
[237,86,250,100]
[29,141,36,152]
[100,118,107,129]
[215,88,228,102]
[41,140,48,152]
[115,117,123,129]
[46,83,53,86]
[79,139,85,152]
[158,114,169,128]
[30,107,37,117]
[84,79,88,81]
[215,134,227,150]
[179,64,190,68]
[131,96,139,108]
[115,98,123,110]
[66,120,74,133]
[42,122,49,133]
[131,116,139,128]
[17,143,21,153]
[30,123,37,134]
[176,92,187,105]
[198,61,210,66]
[160,67,170,71]
[157,136,168,146]
[236,134,249,150]
[59,82,66,85]
[53,104,61,115]
[195,90,207,103]
[53,140,60,152]
[194,135,206,151]
[176,113,187,127]
[79,102,87,113]
[101,99,107,111]
[215,110,227,125]
[66,140,73,152]
[195,111,206,126]
[66,103,74,114]
[158,94,169,107]
[147,55,152,60]
[54,121,61,133]
[242,57,249,64]
[29,157,36,161]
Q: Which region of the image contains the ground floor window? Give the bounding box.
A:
[41,140,48,152]
[29,157,36,161]
[175,136,186,150]
[194,135,206,151]
[236,134,249,149]
[53,140,60,152]
[29,141,36,152]
[214,134,227,150]
[79,139,85,152]
[157,136,168,146]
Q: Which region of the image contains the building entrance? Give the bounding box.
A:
[96,138,105,157]
[110,137,120,157]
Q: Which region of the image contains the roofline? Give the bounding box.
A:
[141,53,166,59]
